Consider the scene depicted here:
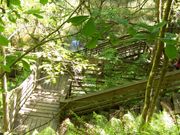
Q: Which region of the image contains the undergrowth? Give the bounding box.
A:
[34,111,180,135]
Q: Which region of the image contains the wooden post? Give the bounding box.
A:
[0,47,10,133]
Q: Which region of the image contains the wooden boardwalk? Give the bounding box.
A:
[9,74,70,134]
[60,70,180,115]
[9,70,180,134]
[7,42,180,134]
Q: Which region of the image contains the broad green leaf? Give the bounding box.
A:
[110,35,119,45]
[0,35,9,46]
[118,18,129,25]
[146,34,157,43]
[136,23,153,31]
[86,38,98,49]
[22,59,30,71]
[0,25,5,32]
[33,14,43,19]
[132,33,146,40]
[166,32,176,38]
[0,18,4,25]
[9,0,21,6]
[40,0,48,5]
[128,26,137,36]
[152,21,167,33]
[2,65,11,72]
[165,45,178,59]
[0,56,3,62]
[8,14,17,23]
[82,18,96,36]
[67,16,89,26]
[6,55,17,66]
[14,10,21,18]
[162,38,177,45]
[25,9,44,14]
[162,33,177,45]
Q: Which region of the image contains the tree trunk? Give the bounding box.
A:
[0,47,10,132]
[141,0,173,123]
[147,55,169,121]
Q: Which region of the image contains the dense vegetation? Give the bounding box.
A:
[0,0,180,134]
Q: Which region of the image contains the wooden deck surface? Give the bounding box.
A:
[60,70,180,115]
[12,75,69,134]
[8,42,180,134]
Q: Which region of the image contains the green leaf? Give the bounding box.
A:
[25,9,44,14]
[128,26,137,36]
[33,14,43,19]
[118,18,129,25]
[136,23,153,31]
[9,0,21,6]
[110,35,119,45]
[146,34,157,43]
[86,38,98,49]
[67,16,89,26]
[0,35,9,46]
[0,18,4,25]
[132,33,146,40]
[152,21,167,33]
[0,56,3,62]
[0,25,5,32]
[162,33,177,45]
[40,0,48,5]
[165,45,178,59]
[8,14,17,23]
[2,65,11,72]
[82,18,96,36]
[162,38,177,45]
[22,58,30,71]
[6,55,17,66]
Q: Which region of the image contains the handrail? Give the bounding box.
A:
[8,70,37,130]
[60,70,180,114]
[77,41,148,57]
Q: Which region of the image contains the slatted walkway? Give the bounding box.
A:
[79,41,148,58]
[9,74,70,134]
[8,41,180,134]
[60,70,180,115]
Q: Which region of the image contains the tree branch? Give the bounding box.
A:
[0,1,85,78]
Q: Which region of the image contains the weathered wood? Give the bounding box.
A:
[78,41,147,57]
[173,93,180,114]
[60,71,180,115]
[11,74,70,134]
[8,72,36,130]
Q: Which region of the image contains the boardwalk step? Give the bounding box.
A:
[29,93,60,100]
[173,93,180,114]
[27,96,60,103]
[24,104,59,111]
[24,101,59,108]
[19,108,56,118]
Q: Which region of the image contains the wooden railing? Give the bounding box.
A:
[8,71,36,130]
[60,70,180,115]
[78,41,148,58]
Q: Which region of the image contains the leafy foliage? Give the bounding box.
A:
[67,16,89,26]
[82,18,96,36]
[53,111,180,135]
[40,0,48,5]
[0,35,9,46]
[85,37,98,49]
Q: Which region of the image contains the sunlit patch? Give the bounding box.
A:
[161,111,174,128]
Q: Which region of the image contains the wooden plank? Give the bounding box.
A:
[60,71,180,114]
[173,93,180,114]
